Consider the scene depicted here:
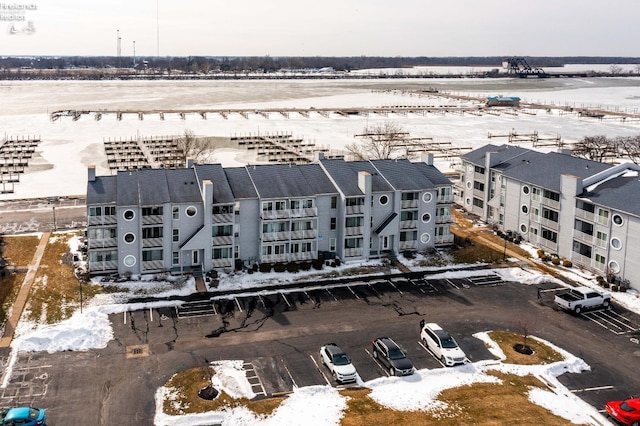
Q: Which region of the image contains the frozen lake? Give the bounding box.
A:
[1,76,640,200]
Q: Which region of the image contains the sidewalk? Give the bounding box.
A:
[0,232,50,348]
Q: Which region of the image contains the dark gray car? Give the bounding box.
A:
[371,337,414,376]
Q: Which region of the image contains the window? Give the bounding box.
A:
[520,224,527,233]
[608,260,620,274]
[612,214,623,226]
[172,229,179,242]
[213,247,232,259]
[573,240,592,257]
[88,228,117,239]
[303,199,313,208]
[597,208,609,224]
[379,195,389,205]
[212,205,233,214]
[292,221,313,231]
[532,187,542,200]
[172,251,179,265]
[421,213,431,223]
[522,186,530,195]
[473,181,485,191]
[172,207,179,219]
[400,231,417,241]
[400,210,417,221]
[185,206,197,217]
[596,231,607,245]
[89,206,101,217]
[262,201,273,211]
[543,190,560,203]
[346,197,364,207]
[212,225,233,237]
[142,206,162,216]
[329,238,336,251]
[346,217,364,227]
[330,217,337,230]
[402,192,418,201]
[123,209,135,221]
[234,246,239,259]
[142,249,163,261]
[345,238,363,249]
[262,222,287,233]
[275,201,286,211]
[331,196,337,209]
[465,198,471,206]
[123,255,136,267]
[542,208,558,223]
[89,250,117,262]
[123,233,135,244]
[611,238,622,250]
[595,254,606,267]
[142,227,163,239]
[422,192,432,203]
[472,198,484,208]
[474,165,485,174]
[541,227,557,243]
[521,205,528,214]
[420,233,431,244]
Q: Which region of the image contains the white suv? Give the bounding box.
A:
[420,322,467,367]
[320,343,357,384]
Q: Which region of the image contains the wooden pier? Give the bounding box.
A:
[104,136,184,172]
[0,135,41,193]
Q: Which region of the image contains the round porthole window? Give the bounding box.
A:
[612,214,623,226]
[379,195,389,205]
[522,186,530,195]
[608,260,620,274]
[521,205,528,214]
[123,233,135,244]
[520,224,527,233]
[422,213,431,223]
[123,209,135,221]
[611,238,622,250]
[123,255,136,267]
[420,233,431,244]
[422,192,432,203]
[186,206,197,217]
[466,181,472,189]
[465,198,471,206]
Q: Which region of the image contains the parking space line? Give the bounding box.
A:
[211,302,218,316]
[583,310,638,335]
[418,341,445,366]
[234,297,243,313]
[596,310,638,332]
[445,279,459,289]
[386,280,403,295]
[258,295,266,310]
[280,292,292,308]
[364,348,391,377]
[347,285,360,300]
[280,358,298,389]
[243,362,267,397]
[309,354,331,386]
[325,289,338,302]
[408,279,426,294]
[570,385,614,393]
[367,283,383,298]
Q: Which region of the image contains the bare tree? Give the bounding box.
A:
[346,122,409,160]
[177,129,210,164]
[609,64,623,75]
[572,135,616,162]
[616,135,640,165]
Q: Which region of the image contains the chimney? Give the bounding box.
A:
[358,171,371,195]
[186,158,194,169]
[202,180,213,205]
[315,152,325,162]
[421,152,434,166]
[88,165,96,182]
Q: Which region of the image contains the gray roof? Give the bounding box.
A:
[461,144,531,167]
[503,151,611,191]
[581,174,640,217]
[194,164,236,204]
[87,175,117,205]
[369,159,439,190]
[163,168,202,204]
[297,164,339,195]
[320,159,393,196]
[246,164,325,198]
[412,162,453,186]
[224,167,258,199]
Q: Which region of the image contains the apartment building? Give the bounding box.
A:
[86,154,454,276]
[459,143,640,291]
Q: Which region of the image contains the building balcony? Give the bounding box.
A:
[473,188,485,198]
[89,260,118,272]
[571,252,594,270]
[346,205,364,215]
[212,235,233,246]
[290,252,315,261]
[142,215,163,225]
[575,209,595,222]
[88,215,117,226]
[400,220,417,229]
[290,207,318,218]
[262,231,290,242]
[212,258,233,268]
[435,214,452,224]
[539,218,559,230]
[344,248,363,257]
[261,210,290,220]
[345,226,363,236]
[399,240,418,250]
[401,200,418,209]
[88,238,117,248]
[435,234,455,245]
[261,253,289,263]
[212,213,234,224]
[541,198,560,210]
[142,260,164,271]
[437,194,455,204]
[142,237,164,247]
[573,230,594,245]
[290,229,317,240]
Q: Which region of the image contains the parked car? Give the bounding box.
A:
[420,322,467,366]
[0,406,46,425]
[371,337,414,376]
[605,396,640,426]
[554,286,611,314]
[319,343,357,384]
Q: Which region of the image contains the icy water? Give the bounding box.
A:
[1,76,640,199]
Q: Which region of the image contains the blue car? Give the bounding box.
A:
[0,407,46,425]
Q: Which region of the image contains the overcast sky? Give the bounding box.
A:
[1,0,639,57]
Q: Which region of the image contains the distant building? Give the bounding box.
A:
[85,154,454,276]
[459,144,640,291]
[486,96,521,107]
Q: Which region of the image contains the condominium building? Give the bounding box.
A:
[459,143,640,291]
[86,154,454,276]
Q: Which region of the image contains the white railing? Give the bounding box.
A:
[571,252,593,269]
[435,214,452,224]
[437,194,455,203]
[212,258,233,268]
[89,238,117,248]
[261,210,290,220]
[596,216,609,226]
[212,213,233,223]
[539,218,559,230]
[142,260,164,271]
[262,231,290,242]
[142,237,163,247]
[399,240,418,250]
[541,198,560,210]
[573,230,594,245]
[212,235,233,246]
[435,235,455,244]
[346,205,364,214]
[345,226,363,236]
[290,229,317,240]
[89,260,118,272]
[344,248,363,257]
[142,215,163,225]
[401,200,418,209]
[261,253,288,263]
[88,215,117,226]
[290,252,315,261]
[400,220,417,229]
[290,207,318,218]
[575,209,595,222]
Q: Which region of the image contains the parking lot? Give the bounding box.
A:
[2,271,639,424]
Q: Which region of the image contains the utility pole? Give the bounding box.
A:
[156,0,160,56]
[133,40,136,67]
[117,29,121,57]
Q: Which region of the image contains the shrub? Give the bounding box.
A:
[259,263,272,273]
[562,259,573,268]
[300,261,311,271]
[286,262,299,273]
[596,276,605,286]
[537,249,546,258]
[273,262,286,273]
[551,257,561,265]
[611,285,619,292]
[312,259,324,270]
[252,263,258,272]
[335,258,341,267]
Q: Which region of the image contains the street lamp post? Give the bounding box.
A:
[52,205,56,232]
